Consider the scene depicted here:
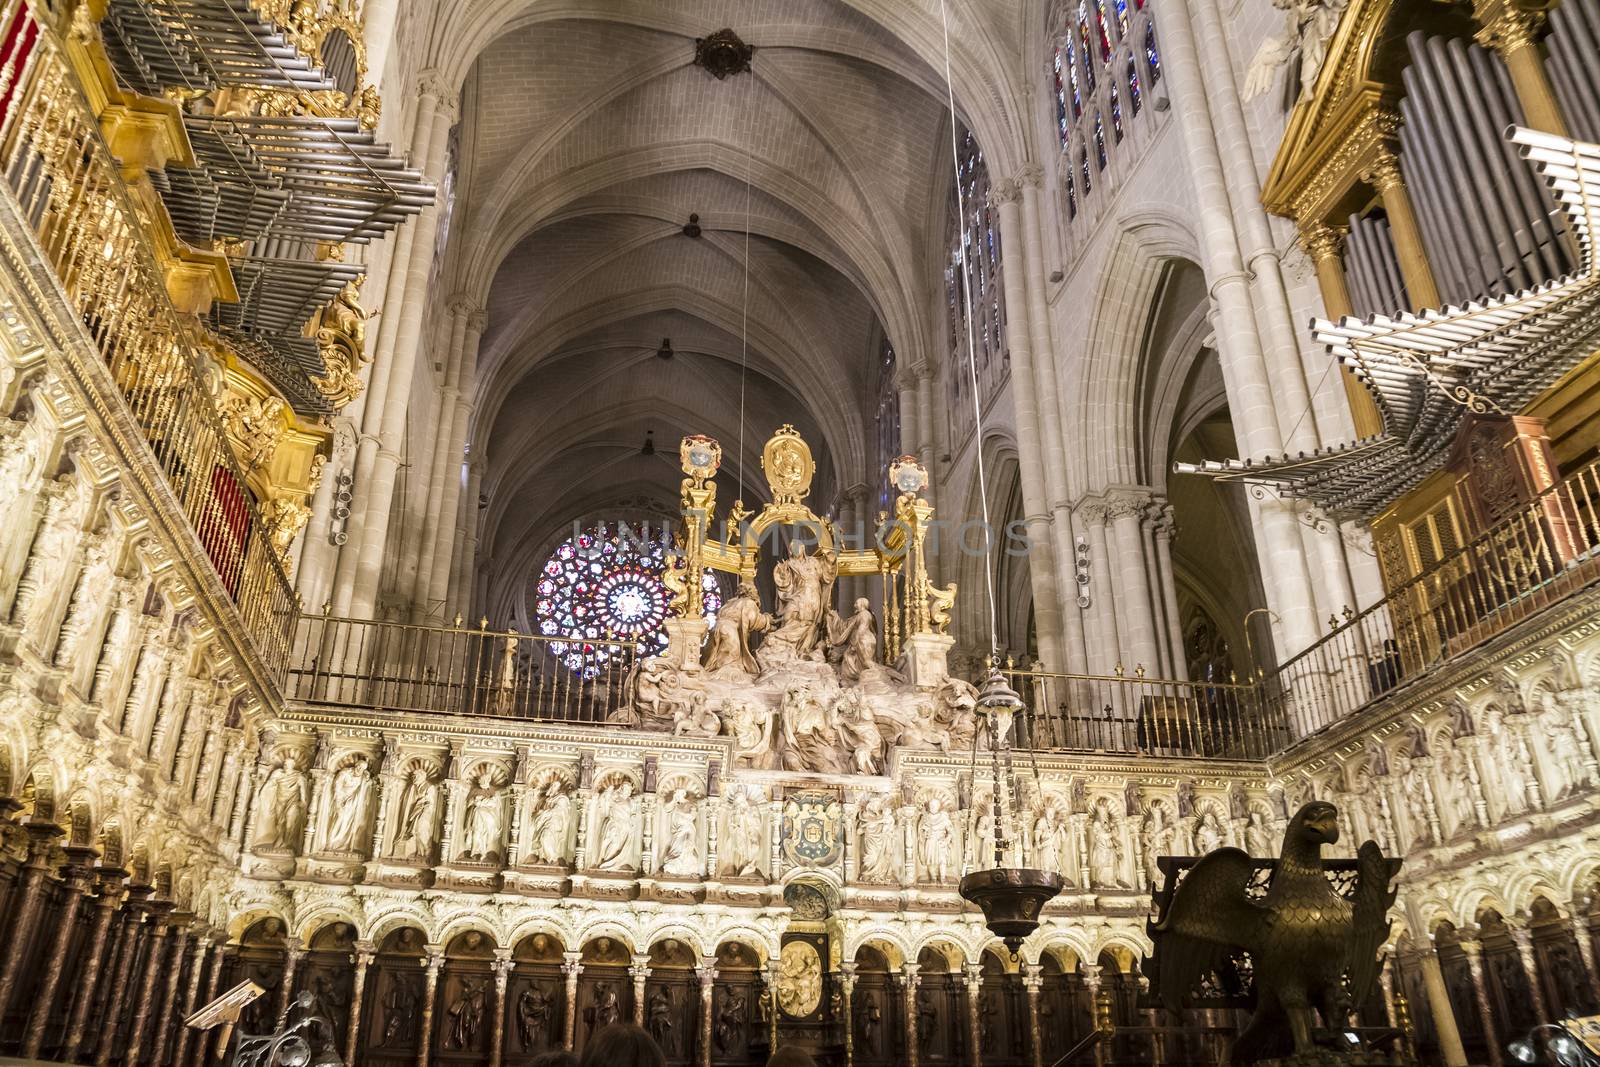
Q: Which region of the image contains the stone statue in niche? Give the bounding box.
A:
[857,795,897,882]
[55,534,115,664]
[826,597,878,685]
[517,984,555,1050]
[593,780,636,870]
[917,796,957,882]
[1142,801,1178,888]
[646,986,675,1051]
[721,788,764,877]
[659,788,703,877]
[325,755,374,853]
[460,769,505,863]
[255,754,309,852]
[1033,804,1068,875]
[757,540,838,669]
[701,579,770,677]
[0,425,36,502]
[526,779,573,865]
[974,806,998,870]
[1537,691,1589,798]
[1088,801,1126,888]
[1244,810,1273,855]
[12,480,84,626]
[1194,810,1225,854]
[394,765,439,861]
[716,986,747,1053]
[1436,744,1477,833]
[590,983,622,1032]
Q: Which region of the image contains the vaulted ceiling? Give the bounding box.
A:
[434,0,1027,613]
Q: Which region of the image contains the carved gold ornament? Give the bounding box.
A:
[761,425,814,506]
[311,278,372,410]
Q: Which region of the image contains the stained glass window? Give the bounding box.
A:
[535,524,722,674]
[1112,0,1130,35]
[946,127,1004,441]
[1093,0,1113,62]
[1127,55,1143,115]
[1110,81,1125,141]
[1066,169,1078,218]
[875,337,901,515]
[1094,114,1108,169]
[1077,3,1097,92]
[1053,46,1070,146]
[1081,148,1092,195]
[1145,24,1162,84]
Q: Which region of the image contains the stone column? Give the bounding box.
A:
[169,929,215,1067]
[95,884,153,1067]
[408,300,471,621]
[561,952,582,1050]
[451,460,485,620]
[21,843,97,1056]
[424,308,487,617]
[1149,0,1322,657]
[125,900,176,1062]
[416,947,444,1067]
[899,963,921,1067]
[696,957,718,1067]
[60,864,128,1062]
[1363,150,1441,310]
[1022,964,1045,1067]
[1107,492,1160,673]
[839,962,857,1067]
[0,821,65,1019]
[1079,507,1121,672]
[765,961,782,1051]
[990,184,1065,670]
[149,914,195,1066]
[1570,912,1599,991]
[963,963,984,1067]
[192,941,231,1067]
[1474,0,1567,135]
[629,955,651,1027]
[1150,507,1187,679]
[335,78,460,620]
[1460,939,1502,1067]
[1082,964,1105,1067]
[490,951,512,1067]
[346,942,376,1066]
[276,937,305,1027]
[1509,924,1550,1022]
[1019,164,1089,675]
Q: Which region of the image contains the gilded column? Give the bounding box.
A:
[696,957,718,1067]
[561,951,582,1051]
[1022,963,1045,1067]
[1473,0,1567,135]
[629,955,651,1027]
[1509,925,1550,1022]
[149,914,195,1066]
[899,963,920,1067]
[276,937,305,1027]
[490,951,512,1067]
[346,941,376,1066]
[21,843,97,1056]
[96,884,154,1067]
[1460,939,1502,1067]
[963,963,984,1067]
[124,899,177,1063]
[1363,149,1441,310]
[169,929,215,1067]
[0,821,66,1019]
[60,863,128,1063]
[417,946,444,1067]
[1300,223,1383,438]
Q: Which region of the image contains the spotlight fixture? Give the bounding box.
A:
[656,338,674,360]
[682,214,702,239]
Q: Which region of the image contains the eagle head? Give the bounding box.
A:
[1290,801,1340,846]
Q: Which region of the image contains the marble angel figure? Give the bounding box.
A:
[325,757,374,853]
[659,789,703,877]
[857,797,897,882]
[527,781,573,865]
[593,782,635,870]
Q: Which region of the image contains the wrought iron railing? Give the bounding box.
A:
[286,615,639,721]
[1002,667,1287,760]
[0,0,297,674]
[1263,457,1600,741]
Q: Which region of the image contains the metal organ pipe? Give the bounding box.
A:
[1398,32,1575,308]
[1547,0,1600,141]
[1342,215,1380,315]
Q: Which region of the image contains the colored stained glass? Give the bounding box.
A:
[1066,169,1078,218]
[1077,3,1096,92]
[1127,56,1143,115]
[1112,0,1130,36]
[1093,0,1113,61]
[1094,114,1108,169]
[1081,148,1092,194]
[1146,24,1162,84]
[535,523,721,675]
[1110,81,1124,141]
[1053,46,1070,146]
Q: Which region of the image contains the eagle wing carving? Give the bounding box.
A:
[1148,846,1270,1013]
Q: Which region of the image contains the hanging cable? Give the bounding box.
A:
[938,0,1000,662]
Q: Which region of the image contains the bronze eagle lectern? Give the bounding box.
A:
[1148,801,1400,1065]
